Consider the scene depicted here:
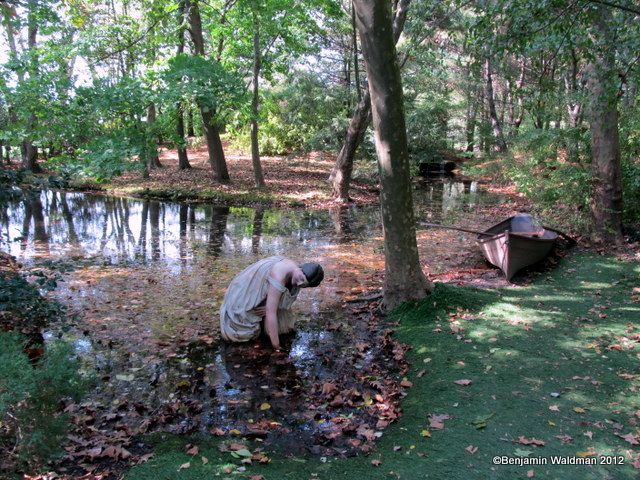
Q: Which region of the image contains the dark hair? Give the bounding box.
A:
[301,262,324,287]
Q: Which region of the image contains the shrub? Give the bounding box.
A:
[0,332,89,468]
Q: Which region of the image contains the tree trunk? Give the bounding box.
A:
[176,0,191,170]
[484,57,507,152]
[329,90,372,202]
[21,0,41,173]
[187,108,195,137]
[329,0,411,202]
[250,11,266,188]
[352,0,432,309]
[465,86,477,152]
[586,8,623,243]
[147,103,162,169]
[351,2,361,102]
[186,0,230,182]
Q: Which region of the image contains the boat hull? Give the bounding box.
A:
[476,215,558,280]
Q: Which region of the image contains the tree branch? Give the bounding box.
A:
[582,0,640,15]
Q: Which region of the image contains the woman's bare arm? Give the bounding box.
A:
[264,284,283,350]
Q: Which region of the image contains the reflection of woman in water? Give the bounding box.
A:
[220,256,324,351]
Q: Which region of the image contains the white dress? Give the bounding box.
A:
[219,256,299,342]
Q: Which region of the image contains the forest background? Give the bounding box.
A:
[1,0,639,244]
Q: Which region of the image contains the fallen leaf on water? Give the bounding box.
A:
[465,445,478,454]
[454,379,472,386]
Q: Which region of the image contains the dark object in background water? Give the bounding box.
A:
[419,160,456,176]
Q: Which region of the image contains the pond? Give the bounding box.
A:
[0,178,510,455]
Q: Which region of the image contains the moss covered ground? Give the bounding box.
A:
[127,252,640,479]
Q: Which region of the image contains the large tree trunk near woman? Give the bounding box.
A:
[329,0,411,203]
[586,7,623,243]
[352,0,432,310]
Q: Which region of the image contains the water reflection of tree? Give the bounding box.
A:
[207,206,230,258]
[252,207,264,254]
[149,201,161,261]
[328,206,353,242]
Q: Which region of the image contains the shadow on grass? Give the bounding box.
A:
[126,252,640,480]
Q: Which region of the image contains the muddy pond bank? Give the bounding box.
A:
[0,178,526,472]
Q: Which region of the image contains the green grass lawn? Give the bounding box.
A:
[126,252,640,479]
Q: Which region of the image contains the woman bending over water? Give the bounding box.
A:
[220,256,324,351]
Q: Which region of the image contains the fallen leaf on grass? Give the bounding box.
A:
[201,456,209,465]
[527,469,535,478]
[260,402,271,411]
[583,431,593,440]
[555,435,573,444]
[400,379,413,388]
[549,405,560,412]
[138,453,154,464]
[465,445,478,454]
[514,448,533,457]
[421,430,431,438]
[471,412,495,430]
[573,407,587,413]
[371,459,382,466]
[620,433,640,445]
[186,445,199,456]
[178,462,190,471]
[454,379,472,386]
[576,450,597,458]
[428,414,451,430]
[249,475,265,480]
[517,436,545,446]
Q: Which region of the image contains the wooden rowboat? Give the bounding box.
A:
[422,213,574,281]
[476,214,558,281]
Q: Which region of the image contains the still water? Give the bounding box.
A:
[0,179,505,437]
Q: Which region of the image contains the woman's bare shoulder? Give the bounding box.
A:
[269,258,296,280]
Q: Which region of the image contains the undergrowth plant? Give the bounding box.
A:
[0,270,90,470]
